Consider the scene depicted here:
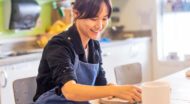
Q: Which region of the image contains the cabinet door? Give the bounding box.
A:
[102,44,131,83]
[0,60,39,104]
[0,66,6,104]
[124,39,152,82]
[101,38,152,83]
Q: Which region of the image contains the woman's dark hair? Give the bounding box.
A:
[73,0,112,19]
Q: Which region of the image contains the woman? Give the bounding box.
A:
[33,0,141,104]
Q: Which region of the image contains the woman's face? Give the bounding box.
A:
[75,2,109,40]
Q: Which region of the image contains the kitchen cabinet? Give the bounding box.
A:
[0,37,152,104]
[0,60,40,104]
[101,37,152,83]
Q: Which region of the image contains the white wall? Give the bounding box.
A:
[111,0,154,31]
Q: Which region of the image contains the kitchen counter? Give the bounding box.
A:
[0,52,42,66]
[0,37,150,66]
[101,37,150,48]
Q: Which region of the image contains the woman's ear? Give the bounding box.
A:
[73,9,79,19]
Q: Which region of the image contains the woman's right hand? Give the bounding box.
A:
[111,85,142,103]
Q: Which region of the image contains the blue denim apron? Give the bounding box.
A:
[35,54,99,104]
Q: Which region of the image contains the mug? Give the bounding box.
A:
[142,81,171,104]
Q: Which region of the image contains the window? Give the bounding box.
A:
[158,0,190,61]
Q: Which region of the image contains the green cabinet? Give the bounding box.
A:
[0,2,3,32]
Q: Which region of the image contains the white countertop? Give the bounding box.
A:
[100,37,150,48]
[0,53,42,66]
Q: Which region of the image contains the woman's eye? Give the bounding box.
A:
[90,18,98,21]
[103,18,108,21]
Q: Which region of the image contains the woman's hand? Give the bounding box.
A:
[111,85,142,103]
[106,83,116,99]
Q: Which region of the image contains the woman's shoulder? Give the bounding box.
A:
[47,31,73,47]
[42,31,75,56]
[43,31,75,58]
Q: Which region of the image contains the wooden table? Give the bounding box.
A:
[91,68,190,104]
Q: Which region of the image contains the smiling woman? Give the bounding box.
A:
[73,0,111,48]
[33,0,142,104]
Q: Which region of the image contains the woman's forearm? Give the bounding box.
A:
[61,80,115,101]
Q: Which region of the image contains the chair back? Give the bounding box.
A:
[114,63,142,85]
[13,76,36,104]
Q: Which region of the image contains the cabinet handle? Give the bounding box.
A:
[102,52,111,57]
[0,70,8,88]
[129,43,138,57]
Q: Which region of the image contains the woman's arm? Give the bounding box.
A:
[62,80,141,103]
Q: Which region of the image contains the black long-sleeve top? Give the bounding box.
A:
[33,24,107,101]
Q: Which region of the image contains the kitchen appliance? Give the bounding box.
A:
[9,0,41,30]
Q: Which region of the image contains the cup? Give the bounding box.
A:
[142,81,171,104]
